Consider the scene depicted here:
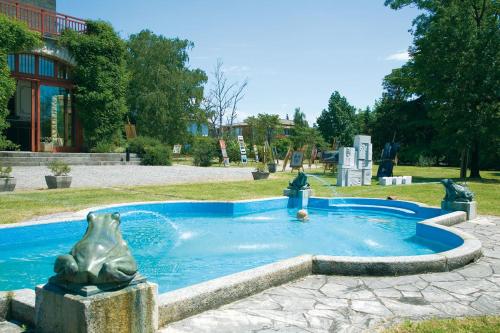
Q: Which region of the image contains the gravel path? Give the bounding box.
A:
[10,165,254,190]
[162,216,500,332]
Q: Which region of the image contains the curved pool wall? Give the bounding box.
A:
[0,197,482,327]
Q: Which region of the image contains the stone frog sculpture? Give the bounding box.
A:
[54,212,138,285]
[440,179,475,202]
[288,172,310,191]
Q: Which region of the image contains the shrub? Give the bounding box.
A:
[225,139,241,163]
[141,145,172,166]
[91,141,117,153]
[0,165,12,178]
[274,137,292,160]
[47,160,71,176]
[192,137,217,167]
[128,136,162,154]
[416,154,437,167]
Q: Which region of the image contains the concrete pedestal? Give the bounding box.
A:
[35,282,158,333]
[284,189,312,209]
[441,200,477,220]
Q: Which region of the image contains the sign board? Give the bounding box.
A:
[290,151,304,169]
[253,145,259,163]
[125,124,137,139]
[219,139,230,166]
[173,144,182,155]
[237,135,247,164]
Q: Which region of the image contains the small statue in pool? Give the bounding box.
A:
[288,172,310,191]
[296,209,309,222]
[440,179,475,203]
[53,212,138,286]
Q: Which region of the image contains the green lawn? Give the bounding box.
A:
[0,165,498,225]
[385,316,500,333]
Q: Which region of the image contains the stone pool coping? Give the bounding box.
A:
[0,196,482,327]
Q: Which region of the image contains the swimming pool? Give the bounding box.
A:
[0,197,466,293]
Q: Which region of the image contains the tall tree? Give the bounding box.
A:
[61,21,129,150]
[385,0,500,178]
[292,107,308,128]
[204,59,248,137]
[126,30,207,145]
[0,15,41,149]
[316,91,357,146]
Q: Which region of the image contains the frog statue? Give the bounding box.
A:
[440,179,475,203]
[288,172,310,191]
[53,212,138,286]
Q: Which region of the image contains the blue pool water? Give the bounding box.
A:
[0,198,459,293]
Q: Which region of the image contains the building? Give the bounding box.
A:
[1,0,86,152]
[223,118,295,139]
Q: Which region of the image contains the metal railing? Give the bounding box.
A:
[0,0,86,37]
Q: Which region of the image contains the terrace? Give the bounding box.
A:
[0,0,86,37]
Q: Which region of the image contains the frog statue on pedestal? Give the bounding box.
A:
[53,212,138,286]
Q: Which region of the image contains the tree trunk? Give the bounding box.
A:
[469,140,481,179]
[459,149,467,179]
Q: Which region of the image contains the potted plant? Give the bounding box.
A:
[252,163,270,180]
[41,137,53,152]
[0,165,16,192]
[45,160,72,189]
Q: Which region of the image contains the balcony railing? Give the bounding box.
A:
[0,0,86,37]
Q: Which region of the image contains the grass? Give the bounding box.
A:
[0,165,498,225]
[385,316,500,333]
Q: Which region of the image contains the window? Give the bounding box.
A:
[19,54,35,74]
[7,54,15,72]
[39,57,55,77]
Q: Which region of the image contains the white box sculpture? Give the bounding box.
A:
[337,135,373,187]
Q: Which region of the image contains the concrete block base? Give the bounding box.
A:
[35,281,158,333]
[284,189,312,209]
[441,200,477,220]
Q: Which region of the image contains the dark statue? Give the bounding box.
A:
[376,142,400,178]
[288,172,310,191]
[441,179,475,203]
[53,212,138,285]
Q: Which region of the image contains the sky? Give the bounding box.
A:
[58,0,419,124]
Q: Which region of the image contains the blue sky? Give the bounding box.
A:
[59,0,418,124]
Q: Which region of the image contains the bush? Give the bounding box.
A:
[91,141,118,153]
[141,145,172,166]
[274,137,292,160]
[128,136,163,154]
[416,154,437,167]
[47,160,71,176]
[128,136,172,165]
[192,137,217,167]
[225,139,241,163]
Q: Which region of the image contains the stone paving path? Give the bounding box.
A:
[162,216,500,332]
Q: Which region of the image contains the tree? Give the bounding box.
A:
[0,15,41,149]
[204,59,248,137]
[126,30,207,145]
[292,107,308,128]
[61,20,129,150]
[385,0,500,178]
[316,91,357,146]
[246,113,281,145]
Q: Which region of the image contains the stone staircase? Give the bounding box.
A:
[0,151,141,166]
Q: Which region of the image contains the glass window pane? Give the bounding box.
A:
[7,54,15,72]
[39,57,54,77]
[19,54,35,75]
[40,85,74,147]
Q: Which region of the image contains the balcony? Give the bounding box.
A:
[0,0,86,37]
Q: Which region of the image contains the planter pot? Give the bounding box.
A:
[41,143,53,152]
[252,171,270,180]
[45,175,72,189]
[267,163,277,173]
[0,177,16,192]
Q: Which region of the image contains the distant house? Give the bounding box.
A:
[2,0,86,152]
[187,122,208,137]
[223,119,294,139]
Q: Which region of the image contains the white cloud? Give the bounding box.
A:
[386,51,410,61]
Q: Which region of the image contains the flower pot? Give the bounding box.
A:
[267,163,277,173]
[252,171,270,180]
[41,143,53,152]
[45,175,72,189]
[0,177,16,192]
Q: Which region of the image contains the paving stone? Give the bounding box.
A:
[351,300,392,316]
[431,302,480,316]
[470,295,500,313]
[421,286,457,303]
[380,298,442,317]
[457,263,493,278]
[420,272,464,282]
[373,288,402,298]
